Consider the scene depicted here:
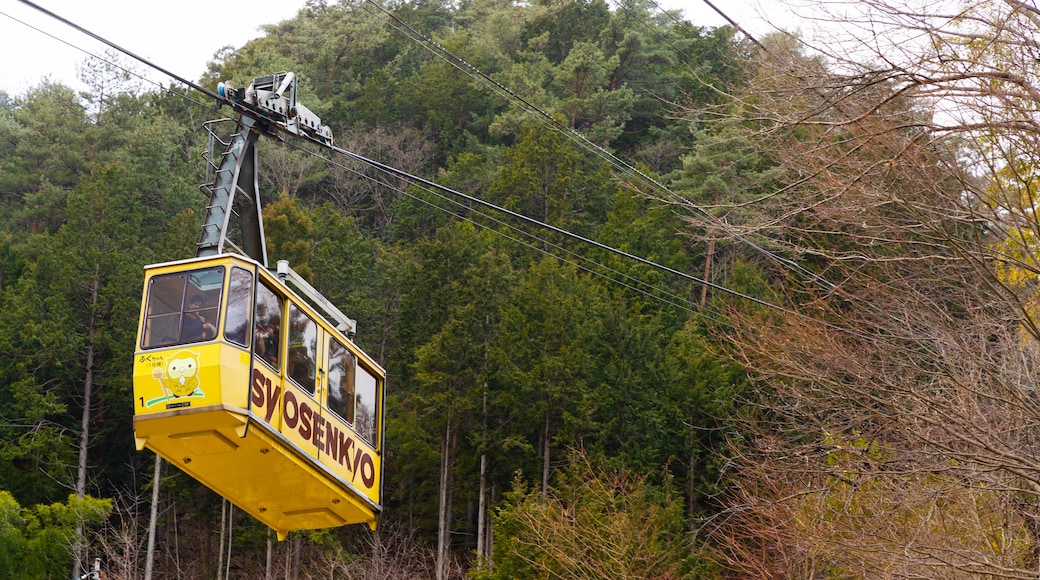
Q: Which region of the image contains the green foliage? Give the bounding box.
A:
[391,34,501,160]
[658,318,747,506]
[264,191,317,280]
[488,122,614,233]
[474,457,711,579]
[0,0,757,574]
[491,257,608,486]
[309,202,381,339]
[554,40,634,144]
[0,162,152,501]
[522,0,612,64]
[0,491,111,579]
[414,244,514,421]
[6,83,89,192]
[594,185,694,311]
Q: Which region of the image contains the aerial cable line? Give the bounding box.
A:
[14,0,700,316]
[17,0,224,102]
[286,140,700,314]
[692,0,771,53]
[0,6,211,108]
[362,0,843,295]
[18,0,876,341]
[317,138,877,339]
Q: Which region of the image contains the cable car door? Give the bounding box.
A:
[280,302,322,461]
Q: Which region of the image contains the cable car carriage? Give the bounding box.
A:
[132,78,384,540]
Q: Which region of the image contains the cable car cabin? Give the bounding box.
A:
[132,254,384,540]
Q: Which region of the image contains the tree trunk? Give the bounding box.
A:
[477,316,491,567]
[477,452,488,561]
[542,411,551,496]
[72,272,101,580]
[288,536,301,580]
[699,190,719,307]
[700,235,716,307]
[437,417,456,580]
[144,455,162,580]
[688,415,697,524]
[224,505,234,580]
[488,483,495,559]
[371,526,382,580]
[283,534,291,579]
[265,528,273,580]
[217,499,226,580]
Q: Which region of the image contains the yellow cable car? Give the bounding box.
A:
[132,253,384,540]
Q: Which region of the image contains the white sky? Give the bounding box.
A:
[0,0,798,97]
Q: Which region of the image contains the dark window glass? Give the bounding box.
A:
[327,339,356,424]
[287,304,317,395]
[254,283,282,370]
[355,365,379,445]
[142,267,223,348]
[224,267,253,347]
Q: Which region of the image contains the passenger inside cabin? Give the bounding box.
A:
[254,302,281,367]
[256,320,279,366]
[182,294,216,341]
[289,351,313,388]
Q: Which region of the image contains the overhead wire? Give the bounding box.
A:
[13,0,878,341]
[13,0,706,316]
[0,4,214,109]
[13,0,707,317]
[597,1,841,289]
[311,137,876,339]
[360,0,845,296]
[283,139,700,314]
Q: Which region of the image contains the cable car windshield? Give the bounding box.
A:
[141,267,224,349]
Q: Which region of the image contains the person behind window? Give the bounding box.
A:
[255,312,280,366]
[182,294,216,341]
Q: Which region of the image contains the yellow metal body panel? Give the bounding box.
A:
[248,363,382,507]
[132,255,383,540]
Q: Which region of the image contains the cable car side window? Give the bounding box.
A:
[224,267,253,347]
[254,283,282,369]
[355,364,379,445]
[288,304,318,395]
[142,267,224,349]
[327,338,356,424]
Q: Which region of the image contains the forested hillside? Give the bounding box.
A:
[0,0,749,577]
[6,0,1040,577]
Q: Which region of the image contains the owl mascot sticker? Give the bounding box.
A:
[151,350,204,401]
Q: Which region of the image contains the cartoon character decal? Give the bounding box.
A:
[148,350,204,406]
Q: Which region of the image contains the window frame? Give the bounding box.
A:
[141,266,225,349]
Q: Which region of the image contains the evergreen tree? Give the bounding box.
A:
[493,257,607,494]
